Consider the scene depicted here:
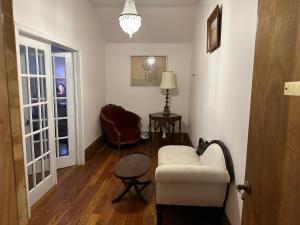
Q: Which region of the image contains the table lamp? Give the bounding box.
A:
[160,71,176,116]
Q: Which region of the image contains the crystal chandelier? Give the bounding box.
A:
[119,0,142,38]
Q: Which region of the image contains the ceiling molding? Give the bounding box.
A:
[89,0,199,7]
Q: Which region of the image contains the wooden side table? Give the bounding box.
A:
[149,113,182,137]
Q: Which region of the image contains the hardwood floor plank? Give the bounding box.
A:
[85,214,99,225]
[80,169,116,224]
[30,147,110,225]
[57,155,115,225]
[28,134,223,225]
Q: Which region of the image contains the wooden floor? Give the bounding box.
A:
[29,134,224,225]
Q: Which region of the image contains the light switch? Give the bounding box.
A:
[284,82,300,96]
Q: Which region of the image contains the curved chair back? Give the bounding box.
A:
[100,104,125,122]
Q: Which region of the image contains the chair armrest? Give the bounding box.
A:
[155,165,230,184]
[100,115,121,138]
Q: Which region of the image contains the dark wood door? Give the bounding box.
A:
[0,0,19,224]
[242,0,300,224]
[0,0,28,224]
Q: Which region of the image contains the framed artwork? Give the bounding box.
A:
[131,56,167,87]
[207,5,222,53]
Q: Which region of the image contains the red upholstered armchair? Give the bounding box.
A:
[100,104,141,149]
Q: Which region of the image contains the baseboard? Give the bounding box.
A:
[223,214,231,225]
[85,135,104,162]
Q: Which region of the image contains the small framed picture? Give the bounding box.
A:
[207,5,222,53]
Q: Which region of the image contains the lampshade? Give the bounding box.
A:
[119,0,142,38]
[160,71,176,89]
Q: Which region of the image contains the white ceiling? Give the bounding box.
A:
[97,6,197,43]
[90,0,199,7]
[91,0,198,43]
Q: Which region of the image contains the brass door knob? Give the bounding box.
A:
[237,181,251,200]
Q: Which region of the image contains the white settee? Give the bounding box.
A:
[155,139,234,224]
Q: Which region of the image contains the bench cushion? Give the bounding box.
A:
[158,145,200,166]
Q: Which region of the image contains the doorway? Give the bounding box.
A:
[16,34,81,209]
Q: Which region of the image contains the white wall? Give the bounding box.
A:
[189,0,258,224]
[105,43,191,132]
[13,0,106,153]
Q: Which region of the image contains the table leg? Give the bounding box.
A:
[172,121,175,135]
[149,118,152,137]
[134,180,151,203]
[112,182,133,203]
[179,118,182,133]
[136,180,151,191]
[112,179,151,203]
[160,122,162,134]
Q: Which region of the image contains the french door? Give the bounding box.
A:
[52,53,76,169]
[17,36,56,207]
[17,35,77,207]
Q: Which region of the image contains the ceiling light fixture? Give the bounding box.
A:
[119,0,142,38]
[147,57,156,65]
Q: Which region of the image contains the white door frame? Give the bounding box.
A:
[14,23,85,216]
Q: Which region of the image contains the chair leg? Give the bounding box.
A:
[118,137,121,150]
[156,204,163,225]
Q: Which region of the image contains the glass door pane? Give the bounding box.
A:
[52,52,76,169]
[18,36,56,207]
[53,56,69,158]
[20,45,50,189]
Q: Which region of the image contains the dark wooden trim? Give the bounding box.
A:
[156,204,163,225]
[156,205,225,225]
[156,204,231,225]
[85,136,104,162]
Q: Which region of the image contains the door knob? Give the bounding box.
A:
[237,181,251,200]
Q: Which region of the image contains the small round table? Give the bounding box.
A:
[112,153,151,203]
[149,112,182,137]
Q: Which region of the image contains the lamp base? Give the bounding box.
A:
[163,105,170,116]
[163,89,170,116]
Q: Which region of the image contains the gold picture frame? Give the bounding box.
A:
[131,56,167,87]
[207,5,222,53]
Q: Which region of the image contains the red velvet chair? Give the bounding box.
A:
[100,104,141,149]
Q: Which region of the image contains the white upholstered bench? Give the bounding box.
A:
[155,139,234,224]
